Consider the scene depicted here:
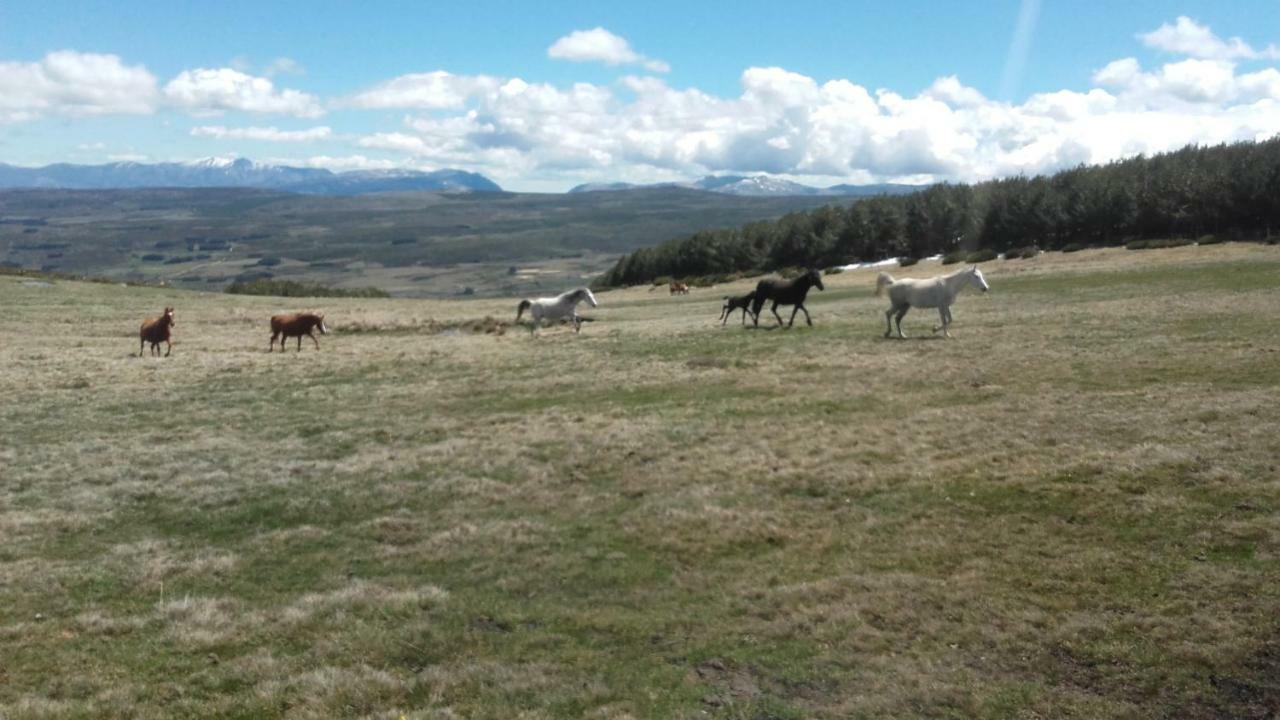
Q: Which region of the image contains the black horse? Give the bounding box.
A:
[751,268,825,328]
[719,291,757,326]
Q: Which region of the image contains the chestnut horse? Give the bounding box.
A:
[139,307,175,357]
[669,281,690,295]
[270,312,328,352]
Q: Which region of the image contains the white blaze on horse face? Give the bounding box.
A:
[583,288,599,308]
[972,267,990,292]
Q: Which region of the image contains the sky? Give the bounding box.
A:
[2,1,1279,191]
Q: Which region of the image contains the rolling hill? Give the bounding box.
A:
[0,185,849,297]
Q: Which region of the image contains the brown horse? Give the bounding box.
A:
[669,281,690,295]
[270,313,328,352]
[139,307,175,357]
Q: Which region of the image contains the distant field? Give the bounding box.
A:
[0,187,844,298]
[2,244,1278,718]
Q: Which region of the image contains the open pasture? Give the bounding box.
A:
[1,244,1278,718]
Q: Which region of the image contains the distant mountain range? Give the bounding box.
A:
[569,175,922,197]
[0,158,503,195]
[0,158,923,198]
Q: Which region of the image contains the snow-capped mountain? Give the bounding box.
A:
[568,174,920,197]
[0,158,502,195]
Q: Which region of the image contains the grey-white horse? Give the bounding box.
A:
[516,287,598,336]
[875,265,989,339]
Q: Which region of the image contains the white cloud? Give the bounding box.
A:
[1139,16,1280,61]
[163,68,324,117]
[264,57,304,77]
[548,28,670,72]
[350,35,1280,189]
[0,50,158,123]
[278,155,400,171]
[191,125,332,141]
[344,71,502,109]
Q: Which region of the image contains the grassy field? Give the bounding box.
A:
[2,244,1278,719]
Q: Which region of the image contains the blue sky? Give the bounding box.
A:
[2,1,1279,190]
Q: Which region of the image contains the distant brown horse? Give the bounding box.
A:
[139,307,175,357]
[270,313,328,352]
[669,281,690,295]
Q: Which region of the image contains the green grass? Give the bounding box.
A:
[1,244,1279,718]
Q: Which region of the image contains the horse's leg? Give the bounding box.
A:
[933,306,946,335]
[573,314,582,334]
[310,331,320,350]
[943,305,954,338]
[895,306,909,338]
[787,305,800,328]
[800,304,812,327]
[139,337,146,357]
[164,339,172,357]
[296,335,302,352]
[884,307,895,338]
[771,301,784,327]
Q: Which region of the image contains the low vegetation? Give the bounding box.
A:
[225,278,390,298]
[2,244,1278,718]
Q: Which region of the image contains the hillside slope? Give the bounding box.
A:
[0,186,842,297]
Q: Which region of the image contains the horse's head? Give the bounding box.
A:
[163,307,175,326]
[969,266,990,293]
[316,313,329,334]
[808,268,825,291]
[579,288,599,308]
[516,299,532,321]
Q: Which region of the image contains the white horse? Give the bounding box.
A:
[516,287,598,336]
[875,265,989,339]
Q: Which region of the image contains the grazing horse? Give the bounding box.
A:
[139,307,175,357]
[516,287,598,336]
[876,265,989,339]
[751,268,825,328]
[270,312,328,352]
[669,281,690,295]
[719,291,757,326]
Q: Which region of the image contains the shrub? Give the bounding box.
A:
[825,266,845,275]
[140,253,165,262]
[965,248,998,263]
[1061,242,1086,253]
[898,256,919,267]
[1004,246,1039,260]
[1128,238,1193,250]
[941,251,966,265]
[225,279,389,298]
[256,257,282,267]
[1197,234,1224,245]
[652,276,673,286]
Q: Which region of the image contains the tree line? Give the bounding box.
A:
[597,138,1280,287]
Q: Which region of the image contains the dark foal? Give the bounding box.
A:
[751,268,825,328]
[719,291,757,325]
[139,307,175,357]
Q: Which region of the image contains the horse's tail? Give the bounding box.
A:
[516,299,531,322]
[875,272,895,297]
